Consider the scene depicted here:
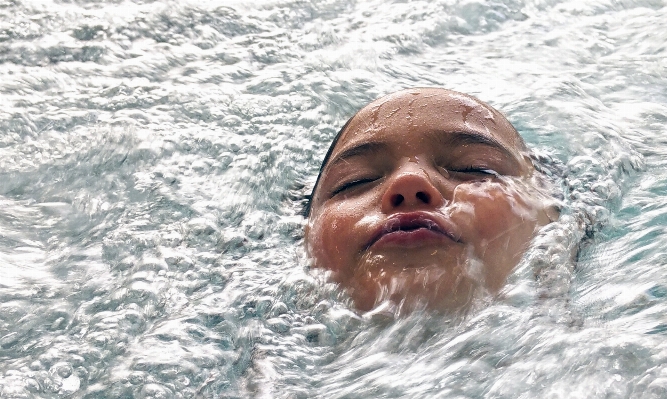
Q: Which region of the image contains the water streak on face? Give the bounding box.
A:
[306,88,553,314]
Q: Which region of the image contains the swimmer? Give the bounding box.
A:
[304,88,557,314]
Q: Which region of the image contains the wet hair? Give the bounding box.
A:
[302,115,356,217]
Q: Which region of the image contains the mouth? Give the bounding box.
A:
[365,212,461,250]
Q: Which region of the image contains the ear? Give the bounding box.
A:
[546,203,561,223]
[538,202,561,226]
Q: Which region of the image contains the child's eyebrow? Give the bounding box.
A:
[431,130,521,163]
[326,141,388,170]
[325,131,522,173]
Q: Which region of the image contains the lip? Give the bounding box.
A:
[365,211,461,250]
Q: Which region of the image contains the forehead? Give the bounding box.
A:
[334,88,525,157]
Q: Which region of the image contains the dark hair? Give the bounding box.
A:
[302,115,357,217]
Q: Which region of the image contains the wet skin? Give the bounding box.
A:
[306,88,553,313]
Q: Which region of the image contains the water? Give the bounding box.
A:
[0,0,665,397]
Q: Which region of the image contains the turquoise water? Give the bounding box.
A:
[0,0,665,397]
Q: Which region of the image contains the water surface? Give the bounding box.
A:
[0,0,666,397]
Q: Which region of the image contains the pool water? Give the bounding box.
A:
[0,0,666,397]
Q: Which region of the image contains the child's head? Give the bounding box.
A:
[305,88,555,314]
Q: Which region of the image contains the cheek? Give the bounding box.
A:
[306,202,364,276]
[450,180,544,290]
[451,181,540,240]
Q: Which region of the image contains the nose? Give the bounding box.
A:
[381,162,447,212]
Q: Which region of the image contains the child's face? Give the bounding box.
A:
[306,88,552,313]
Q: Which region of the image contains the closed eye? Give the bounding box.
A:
[331,177,378,196]
[449,167,500,178]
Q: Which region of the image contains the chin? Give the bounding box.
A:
[343,259,483,315]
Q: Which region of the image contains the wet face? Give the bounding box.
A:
[306,88,552,313]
